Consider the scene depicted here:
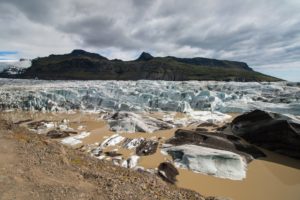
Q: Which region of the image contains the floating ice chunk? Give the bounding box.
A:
[108,112,174,133]
[187,111,232,124]
[121,155,140,168]
[73,131,90,139]
[122,138,145,149]
[60,131,90,146]
[61,137,82,146]
[97,155,106,160]
[101,134,125,148]
[162,144,247,180]
[58,124,69,130]
[162,113,175,122]
[43,122,55,129]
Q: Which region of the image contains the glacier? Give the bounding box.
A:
[0,79,299,115]
[0,60,31,75]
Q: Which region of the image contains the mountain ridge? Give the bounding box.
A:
[0,49,281,81]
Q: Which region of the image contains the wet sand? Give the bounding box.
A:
[2,111,300,200]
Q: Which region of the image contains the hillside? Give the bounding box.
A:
[0,50,281,81]
[0,117,229,200]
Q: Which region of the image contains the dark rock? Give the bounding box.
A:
[216,124,228,131]
[197,122,219,128]
[136,52,154,61]
[104,151,122,157]
[158,162,179,184]
[195,127,209,132]
[231,109,300,159]
[206,197,232,200]
[46,130,70,139]
[14,119,32,125]
[136,140,158,156]
[166,129,265,162]
[27,120,51,129]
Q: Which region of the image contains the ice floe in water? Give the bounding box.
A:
[100,134,125,147]
[107,112,175,133]
[121,155,140,168]
[0,79,299,115]
[61,131,90,146]
[122,138,145,149]
[162,144,247,180]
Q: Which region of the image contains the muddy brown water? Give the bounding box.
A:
[1,111,300,200]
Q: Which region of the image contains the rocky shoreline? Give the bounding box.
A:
[1,109,300,199]
[0,117,229,200]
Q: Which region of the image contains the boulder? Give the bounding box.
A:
[136,140,158,156]
[104,151,122,157]
[158,162,179,184]
[231,110,300,159]
[165,129,265,162]
[46,130,70,138]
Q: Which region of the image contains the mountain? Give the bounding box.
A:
[0,49,281,81]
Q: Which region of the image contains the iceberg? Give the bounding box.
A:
[60,131,90,146]
[162,144,247,180]
[107,112,175,133]
[100,134,125,147]
[121,155,140,168]
[122,138,145,149]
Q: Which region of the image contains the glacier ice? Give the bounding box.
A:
[121,155,140,168]
[122,138,145,149]
[100,134,125,147]
[162,144,247,180]
[61,131,90,146]
[0,79,299,115]
[107,112,175,133]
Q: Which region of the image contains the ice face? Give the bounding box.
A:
[0,79,299,115]
[162,144,247,180]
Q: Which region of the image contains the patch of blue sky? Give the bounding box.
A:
[0,51,18,55]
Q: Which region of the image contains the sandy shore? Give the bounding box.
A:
[2,110,300,200]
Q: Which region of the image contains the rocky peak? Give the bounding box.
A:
[136,52,154,61]
[70,49,108,60]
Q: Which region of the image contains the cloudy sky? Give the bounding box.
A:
[0,0,300,81]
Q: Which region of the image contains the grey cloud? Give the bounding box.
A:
[0,0,299,76]
[58,15,140,50]
[0,0,59,23]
